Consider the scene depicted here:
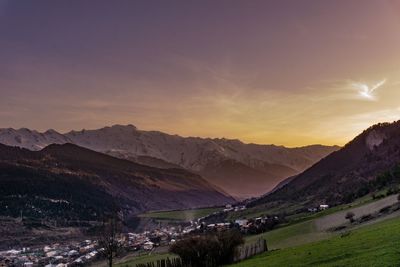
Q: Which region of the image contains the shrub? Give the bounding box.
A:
[340,231,351,238]
[359,214,374,223]
[379,206,391,214]
[169,229,244,267]
[386,186,400,196]
[345,211,355,223]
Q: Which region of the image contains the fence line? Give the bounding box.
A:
[135,257,183,267]
[234,238,268,262]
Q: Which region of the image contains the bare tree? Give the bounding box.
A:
[98,214,122,267]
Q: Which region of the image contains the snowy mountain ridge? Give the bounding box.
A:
[0,124,339,198]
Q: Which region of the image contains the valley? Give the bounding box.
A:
[0,142,233,250]
[106,191,400,267]
[2,2,399,266]
[1,121,400,267]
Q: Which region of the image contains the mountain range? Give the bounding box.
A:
[2,121,400,229]
[0,125,339,198]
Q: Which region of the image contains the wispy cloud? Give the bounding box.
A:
[351,79,386,101]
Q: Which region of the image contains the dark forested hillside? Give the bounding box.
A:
[251,121,400,207]
[0,143,233,224]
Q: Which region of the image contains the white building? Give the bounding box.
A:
[143,241,154,250]
[319,204,329,210]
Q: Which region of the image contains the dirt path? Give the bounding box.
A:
[315,194,399,231]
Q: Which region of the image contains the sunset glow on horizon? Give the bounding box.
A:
[1,0,400,147]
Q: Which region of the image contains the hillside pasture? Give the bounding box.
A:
[315,194,399,231]
[230,216,400,267]
[245,219,333,250]
[139,207,222,222]
[245,195,400,250]
[114,253,178,267]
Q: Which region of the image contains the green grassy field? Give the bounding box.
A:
[115,253,177,267]
[139,207,222,221]
[230,216,400,267]
[245,220,333,250]
[245,194,399,249]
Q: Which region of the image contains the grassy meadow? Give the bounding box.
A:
[230,216,400,267]
[114,253,178,267]
[245,220,333,250]
[139,207,222,221]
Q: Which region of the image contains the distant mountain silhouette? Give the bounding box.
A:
[0,125,339,198]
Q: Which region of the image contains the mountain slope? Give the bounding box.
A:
[0,125,339,198]
[199,159,296,199]
[0,143,233,223]
[252,121,400,207]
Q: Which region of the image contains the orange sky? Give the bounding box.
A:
[1,1,400,146]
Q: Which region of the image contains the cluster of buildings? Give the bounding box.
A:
[124,226,183,251]
[223,204,247,213]
[1,204,272,266]
[0,225,195,267]
[0,240,101,267]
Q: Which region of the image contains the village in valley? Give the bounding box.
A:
[0,202,334,267]
[0,205,246,266]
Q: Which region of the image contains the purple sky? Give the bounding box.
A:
[1,0,400,146]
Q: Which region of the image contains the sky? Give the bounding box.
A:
[1,0,400,147]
